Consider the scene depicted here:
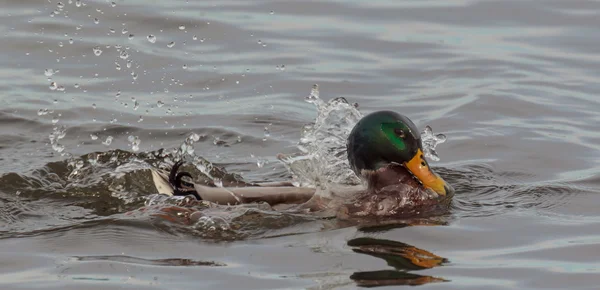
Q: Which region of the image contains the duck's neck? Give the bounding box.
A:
[362,163,421,190]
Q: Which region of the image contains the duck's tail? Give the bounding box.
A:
[150,161,202,200]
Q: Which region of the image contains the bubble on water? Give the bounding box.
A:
[111,1,116,7]
[138,115,143,122]
[115,90,121,98]
[119,50,129,59]
[157,100,164,107]
[102,136,113,146]
[49,82,58,90]
[69,38,74,44]
[182,64,187,70]
[94,18,99,24]
[167,41,175,48]
[270,10,274,14]
[178,25,185,30]
[126,59,132,68]
[128,135,141,152]
[147,34,156,43]
[57,2,65,9]
[90,133,98,140]
[133,100,139,110]
[74,83,80,88]
[52,115,60,124]
[110,118,117,123]
[115,62,121,70]
[92,103,96,109]
[121,28,128,34]
[93,46,102,56]
[75,0,81,7]
[38,108,49,116]
[56,85,65,91]
[192,35,198,40]
[44,68,55,77]
[421,125,447,162]
[128,34,134,40]
[109,28,115,34]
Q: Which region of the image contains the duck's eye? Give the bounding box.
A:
[394,128,405,138]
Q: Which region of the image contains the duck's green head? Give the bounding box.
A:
[346,111,452,196]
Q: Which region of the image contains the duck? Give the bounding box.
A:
[151,111,453,219]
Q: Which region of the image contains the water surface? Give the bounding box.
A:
[2,0,600,289]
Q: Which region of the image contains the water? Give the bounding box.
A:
[2,0,600,289]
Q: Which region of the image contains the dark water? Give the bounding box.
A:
[2,0,600,289]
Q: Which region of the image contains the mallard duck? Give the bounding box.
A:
[151,111,453,218]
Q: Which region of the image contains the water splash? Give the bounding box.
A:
[421,126,446,162]
[278,85,363,188]
[279,85,448,189]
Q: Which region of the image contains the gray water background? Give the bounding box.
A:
[2,0,600,289]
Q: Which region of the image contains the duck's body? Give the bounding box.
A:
[151,111,453,219]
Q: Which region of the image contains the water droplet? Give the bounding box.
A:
[74,83,79,88]
[110,118,117,123]
[69,38,74,44]
[192,35,198,40]
[37,108,49,116]
[44,68,55,77]
[263,127,270,141]
[94,18,99,24]
[421,125,446,161]
[167,41,175,48]
[115,62,121,70]
[111,2,116,7]
[178,25,185,30]
[57,2,65,9]
[128,135,141,152]
[102,136,113,146]
[121,28,128,34]
[270,10,274,15]
[133,100,139,110]
[305,84,320,103]
[128,34,134,40]
[49,82,58,90]
[119,50,129,59]
[75,0,81,7]
[147,34,156,43]
[93,46,102,56]
[157,100,164,107]
[52,115,60,124]
[90,133,98,140]
[182,64,187,70]
[92,103,96,109]
[138,116,143,122]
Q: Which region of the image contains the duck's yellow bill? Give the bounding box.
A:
[404,149,451,196]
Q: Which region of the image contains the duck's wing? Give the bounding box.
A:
[150,163,316,206]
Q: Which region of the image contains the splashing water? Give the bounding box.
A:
[421,126,446,162]
[279,85,448,189]
[278,85,363,188]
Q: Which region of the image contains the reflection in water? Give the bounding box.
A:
[347,237,448,287]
